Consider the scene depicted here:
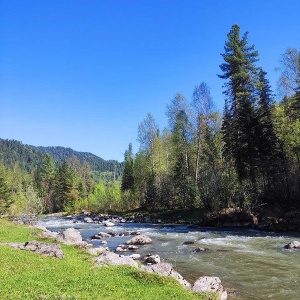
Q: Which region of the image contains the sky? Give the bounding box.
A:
[1,0,300,161]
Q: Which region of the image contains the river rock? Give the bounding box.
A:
[94,251,138,268]
[192,276,227,300]
[193,247,213,253]
[84,217,94,223]
[182,241,195,245]
[128,245,139,251]
[130,231,141,235]
[104,221,115,227]
[129,253,141,260]
[144,254,161,264]
[99,232,112,238]
[126,235,152,245]
[9,240,64,258]
[42,230,59,239]
[119,231,130,237]
[284,241,300,249]
[56,228,83,245]
[141,263,191,290]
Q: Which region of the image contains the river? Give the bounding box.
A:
[38,216,300,300]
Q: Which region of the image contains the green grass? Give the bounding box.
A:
[0,219,217,300]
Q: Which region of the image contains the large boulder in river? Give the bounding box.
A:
[126,235,152,245]
[141,263,191,290]
[192,276,227,300]
[94,251,138,268]
[56,228,83,245]
[284,241,300,249]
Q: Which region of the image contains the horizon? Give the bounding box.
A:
[1,0,300,161]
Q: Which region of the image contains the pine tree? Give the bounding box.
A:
[219,24,259,184]
[0,175,12,214]
[121,144,135,192]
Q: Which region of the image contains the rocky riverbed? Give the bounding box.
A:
[36,214,300,300]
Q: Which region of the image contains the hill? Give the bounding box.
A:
[0,138,123,177]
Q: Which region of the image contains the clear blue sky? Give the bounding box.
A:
[1,0,299,161]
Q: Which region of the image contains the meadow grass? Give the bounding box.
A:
[0,219,217,300]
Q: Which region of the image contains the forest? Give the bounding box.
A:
[1,24,300,219]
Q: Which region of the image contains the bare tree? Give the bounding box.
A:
[277,47,300,97]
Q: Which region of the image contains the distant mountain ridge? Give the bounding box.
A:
[0,138,123,175]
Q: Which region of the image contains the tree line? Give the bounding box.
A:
[121,24,300,214]
[0,143,124,215]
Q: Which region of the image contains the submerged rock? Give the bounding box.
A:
[182,241,195,245]
[141,263,191,290]
[126,235,152,245]
[193,247,213,253]
[192,276,227,300]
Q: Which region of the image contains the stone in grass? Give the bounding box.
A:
[192,276,227,300]
[141,263,191,290]
[9,240,64,259]
[56,228,83,245]
[94,251,138,268]
[126,235,152,245]
[86,247,109,256]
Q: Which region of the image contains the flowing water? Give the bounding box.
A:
[38,216,300,300]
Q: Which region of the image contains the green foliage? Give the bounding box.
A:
[0,175,12,214]
[121,144,135,192]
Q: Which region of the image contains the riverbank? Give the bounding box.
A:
[0,218,216,300]
[115,206,300,232]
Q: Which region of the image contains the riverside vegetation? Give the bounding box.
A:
[0,219,217,300]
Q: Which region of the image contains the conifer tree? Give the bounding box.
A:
[121,144,135,192]
[219,24,259,184]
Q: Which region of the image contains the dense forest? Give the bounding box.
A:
[121,25,300,215]
[0,139,123,215]
[1,24,299,218]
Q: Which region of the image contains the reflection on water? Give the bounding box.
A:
[39,216,300,300]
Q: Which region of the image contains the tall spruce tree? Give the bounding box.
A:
[121,143,135,192]
[219,24,259,185]
[256,69,283,189]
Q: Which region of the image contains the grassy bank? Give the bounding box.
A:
[0,219,215,300]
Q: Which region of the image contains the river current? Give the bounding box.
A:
[38,216,300,300]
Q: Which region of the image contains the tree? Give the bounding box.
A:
[191,82,215,183]
[35,154,56,212]
[171,110,195,209]
[0,175,12,214]
[277,48,300,97]
[121,144,135,192]
[256,70,284,185]
[277,48,300,119]
[219,24,260,185]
